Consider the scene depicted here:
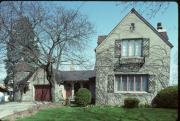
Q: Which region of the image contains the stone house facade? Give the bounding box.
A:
[95,8,173,105]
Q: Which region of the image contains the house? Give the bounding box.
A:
[9,8,172,105]
[11,63,95,103]
[95,8,172,105]
[0,84,9,102]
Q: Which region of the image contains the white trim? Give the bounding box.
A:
[33,84,35,101]
[140,76,143,91]
[114,91,148,94]
[120,76,122,91]
[134,75,136,91]
[121,39,142,57]
[121,56,143,59]
[114,75,148,93]
[157,29,166,32]
[114,75,116,92]
[71,82,75,101]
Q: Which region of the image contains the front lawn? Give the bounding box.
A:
[17,106,177,121]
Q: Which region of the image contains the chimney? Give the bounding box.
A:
[157,22,169,40]
[97,35,107,45]
[157,22,163,31]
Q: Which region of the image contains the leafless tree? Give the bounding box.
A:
[0,1,94,102]
[116,2,170,19]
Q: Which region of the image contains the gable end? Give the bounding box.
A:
[131,8,173,48]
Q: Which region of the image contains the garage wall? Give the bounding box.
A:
[21,68,64,102]
[21,68,49,101]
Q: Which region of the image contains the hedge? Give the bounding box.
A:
[124,98,140,108]
[152,86,178,108]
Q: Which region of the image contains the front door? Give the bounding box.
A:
[74,82,81,94]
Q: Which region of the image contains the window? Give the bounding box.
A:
[122,76,127,91]
[115,75,148,92]
[121,39,142,57]
[129,76,134,91]
[122,40,128,56]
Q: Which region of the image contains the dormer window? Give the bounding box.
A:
[121,39,142,57]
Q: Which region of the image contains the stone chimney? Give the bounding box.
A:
[97,35,107,45]
[157,22,169,40]
[157,22,163,31]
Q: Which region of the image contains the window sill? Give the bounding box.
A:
[118,57,145,64]
[114,91,148,94]
[121,56,143,59]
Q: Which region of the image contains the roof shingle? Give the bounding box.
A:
[55,70,95,82]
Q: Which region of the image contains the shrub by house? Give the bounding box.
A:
[75,88,92,106]
[152,85,178,108]
[124,98,140,108]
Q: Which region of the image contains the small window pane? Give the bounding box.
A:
[135,40,142,56]
[129,76,134,91]
[142,76,148,91]
[116,77,121,91]
[122,76,127,91]
[128,40,134,56]
[115,75,148,92]
[122,40,128,57]
[136,76,141,91]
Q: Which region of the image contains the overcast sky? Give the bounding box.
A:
[0,1,178,85]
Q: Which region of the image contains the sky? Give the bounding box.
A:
[0,1,178,85]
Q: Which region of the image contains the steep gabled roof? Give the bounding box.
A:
[96,8,173,49]
[130,8,173,48]
[15,61,34,72]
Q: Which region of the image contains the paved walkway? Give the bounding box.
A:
[0,102,50,119]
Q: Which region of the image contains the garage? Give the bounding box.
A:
[34,85,52,101]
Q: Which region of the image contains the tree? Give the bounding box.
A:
[0,1,94,102]
[116,2,170,19]
[4,16,39,85]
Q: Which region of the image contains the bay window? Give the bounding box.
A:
[115,75,148,92]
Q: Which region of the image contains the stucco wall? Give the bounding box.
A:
[20,68,64,102]
[95,11,171,105]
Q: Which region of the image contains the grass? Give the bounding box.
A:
[17,106,177,121]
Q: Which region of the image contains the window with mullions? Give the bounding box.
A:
[121,39,142,57]
[115,75,148,92]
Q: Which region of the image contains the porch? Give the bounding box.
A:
[64,79,95,103]
[55,70,96,103]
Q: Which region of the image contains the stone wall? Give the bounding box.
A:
[95,10,171,105]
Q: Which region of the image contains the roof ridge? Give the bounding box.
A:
[96,8,173,49]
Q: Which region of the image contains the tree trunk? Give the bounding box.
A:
[14,90,22,102]
[45,62,56,102]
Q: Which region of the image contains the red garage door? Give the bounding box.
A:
[35,85,52,101]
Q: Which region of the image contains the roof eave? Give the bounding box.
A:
[131,8,173,48]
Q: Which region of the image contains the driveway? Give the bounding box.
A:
[0,101,50,119]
